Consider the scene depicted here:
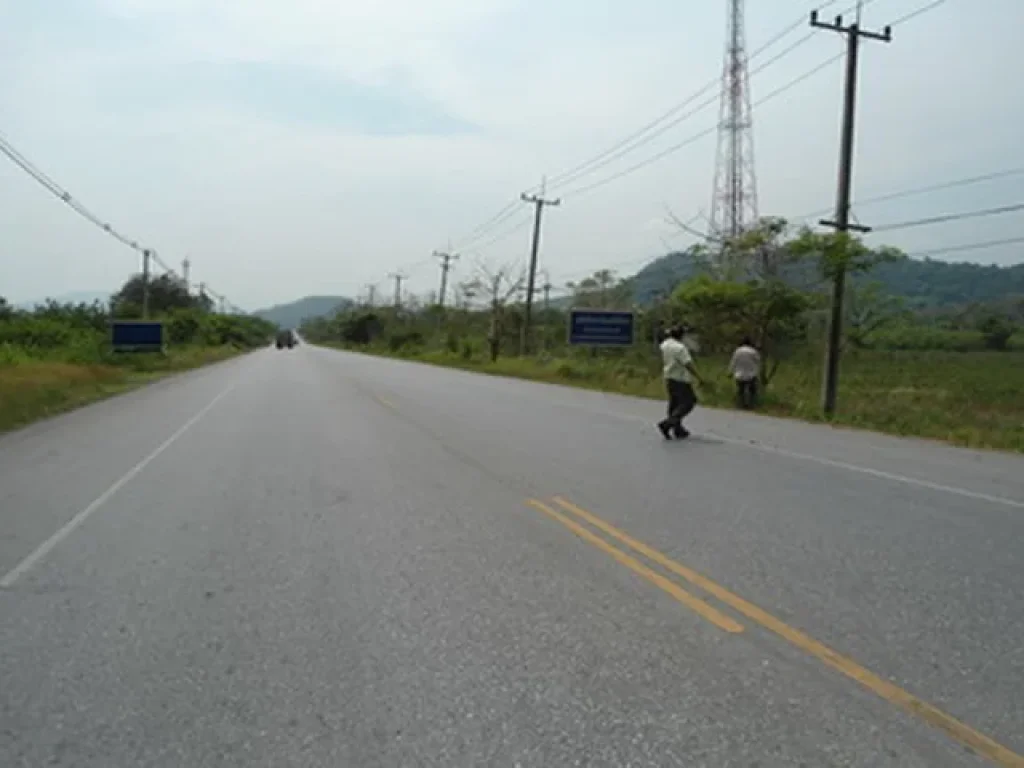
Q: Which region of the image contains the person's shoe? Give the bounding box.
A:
[657,421,673,440]
[673,426,691,439]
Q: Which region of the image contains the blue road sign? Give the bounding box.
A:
[111,321,164,353]
[568,308,635,347]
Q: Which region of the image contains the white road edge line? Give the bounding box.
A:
[708,433,1024,510]
[561,400,1024,510]
[0,384,236,588]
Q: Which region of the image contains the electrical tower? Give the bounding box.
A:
[709,0,759,261]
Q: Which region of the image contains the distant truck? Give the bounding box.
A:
[275,329,296,349]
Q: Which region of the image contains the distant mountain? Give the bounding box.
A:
[15,290,111,310]
[629,250,1024,309]
[253,295,353,329]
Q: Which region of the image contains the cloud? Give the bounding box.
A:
[1,0,1022,309]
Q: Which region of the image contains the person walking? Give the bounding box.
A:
[657,325,704,440]
[728,336,761,409]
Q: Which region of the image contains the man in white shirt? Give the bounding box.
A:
[657,325,704,440]
[728,336,761,409]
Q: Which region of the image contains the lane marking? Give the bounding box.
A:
[525,499,743,634]
[374,395,397,410]
[704,433,1024,510]
[551,496,1024,767]
[0,385,236,589]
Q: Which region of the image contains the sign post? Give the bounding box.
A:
[111,320,165,353]
[568,308,635,347]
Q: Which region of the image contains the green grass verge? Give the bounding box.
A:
[0,346,247,434]
[326,343,1024,454]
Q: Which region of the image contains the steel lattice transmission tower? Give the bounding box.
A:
[709,0,759,261]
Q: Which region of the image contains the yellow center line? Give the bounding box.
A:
[550,496,1024,768]
[525,499,744,634]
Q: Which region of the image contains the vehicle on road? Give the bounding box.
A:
[275,329,296,349]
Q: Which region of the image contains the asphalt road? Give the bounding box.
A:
[2,345,1022,767]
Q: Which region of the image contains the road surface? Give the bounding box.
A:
[2,345,1022,767]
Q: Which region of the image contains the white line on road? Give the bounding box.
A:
[707,433,1024,510]
[538,396,1024,510]
[0,384,236,588]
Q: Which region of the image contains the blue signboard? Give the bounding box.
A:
[111,321,164,353]
[568,308,635,347]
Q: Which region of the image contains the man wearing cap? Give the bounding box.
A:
[657,325,704,440]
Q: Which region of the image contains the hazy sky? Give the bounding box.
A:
[1,0,1021,309]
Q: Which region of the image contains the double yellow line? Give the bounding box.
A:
[526,496,1024,767]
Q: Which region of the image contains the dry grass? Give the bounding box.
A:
[0,346,245,433]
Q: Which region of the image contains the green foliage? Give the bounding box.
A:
[111,273,210,317]
[844,281,909,349]
[978,313,1016,351]
[0,285,275,433]
[566,270,634,309]
[673,275,814,385]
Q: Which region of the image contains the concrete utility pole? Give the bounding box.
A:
[388,272,406,309]
[141,249,152,319]
[434,250,459,309]
[182,258,191,292]
[520,190,560,354]
[365,284,377,308]
[811,8,890,416]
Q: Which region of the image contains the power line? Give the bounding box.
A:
[449,1,861,253]
[542,30,823,195]
[907,236,1024,259]
[0,131,248,315]
[560,52,843,201]
[469,216,533,254]
[873,202,1024,232]
[0,132,143,252]
[890,0,949,26]
[542,0,857,192]
[796,168,1024,221]
[448,0,947,253]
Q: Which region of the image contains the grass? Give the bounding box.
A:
[332,343,1024,454]
[0,345,246,434]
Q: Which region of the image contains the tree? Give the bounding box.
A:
[844,281,907,349]
[674,274,814,386]
[464,262,525,361]
[789,228,902,282]
[978,313,1015,351]
[111,273,209,317]
[566,270,634,309]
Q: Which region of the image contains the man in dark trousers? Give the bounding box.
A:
[728,336,761,409]
[657,325,704,440]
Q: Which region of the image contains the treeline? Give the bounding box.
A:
[303,218,1021,380]
[1,272,275,365]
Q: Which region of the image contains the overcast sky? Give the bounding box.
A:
[1,0,1021,310]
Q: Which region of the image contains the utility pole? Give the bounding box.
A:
[182,257,191,292]
[141,249,152,319]
[434,250,459,309]
[366,284,377,308]
[811,9,890,416]
[388,272,406,309]
[541,275,553,354]
[520,189,560,354]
